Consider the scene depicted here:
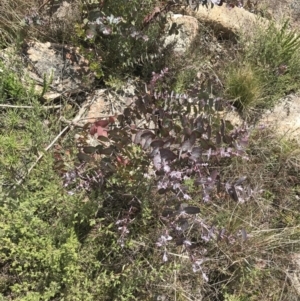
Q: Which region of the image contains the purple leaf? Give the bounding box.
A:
[97,146,114,156]
[162,208,174,217]
[183,127,192,136]
[176,219,189,231]
[181,116,190,127]
[226,184,239,202]
[163,137,175,148]
[77,153,93,163]
[150,139,164,148]
[207,124,211,140]
[169,171,182,180]
[149,147,160,158]
[190,130,197,143]
[223,134,233,144]
[135,98,147,114]
[199,138,216,150]
[142,136,153,150]
[83,146,97,154]
[141,130,155,139]
[234,176,247,186]
[181,139,193,152]
[221,119,225,136]
[160,148,177,161]
[195,116,204,132]
[141,131,155,149]
[180,131,198,154]
[207,170,219,187]
[134,130,144,144]
[190,147,201,161]
[183,206,200,214]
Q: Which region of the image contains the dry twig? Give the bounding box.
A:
[16,95,97,185]
[0,104,61,109]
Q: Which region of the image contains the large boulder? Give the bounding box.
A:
[160,3,270,55]
[184,3,269,38]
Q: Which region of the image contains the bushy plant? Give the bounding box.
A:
[58,70,254,296]
[58,66,300,299]
[73,0,170,80]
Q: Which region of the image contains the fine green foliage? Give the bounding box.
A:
[0,61,28,102]
[0,63,166,301]
[74,0,166,81]
[172,68,198,93]
[246,20,300,72]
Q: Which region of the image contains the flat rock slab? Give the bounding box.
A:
[259,93,300,142]
[22,41,95,100]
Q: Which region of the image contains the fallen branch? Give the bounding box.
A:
[0,104,62,109]
[60,114,114,128]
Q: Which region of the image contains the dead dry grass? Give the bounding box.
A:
[256,0,300,28]
[0,0,82,47]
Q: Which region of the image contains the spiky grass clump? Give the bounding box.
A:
[224,63,264,112]
[242,19,300,105]
[222,19,300,121]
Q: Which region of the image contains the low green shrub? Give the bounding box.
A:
[0,61,28,101]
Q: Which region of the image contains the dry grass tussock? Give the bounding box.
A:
[0,0,37,45]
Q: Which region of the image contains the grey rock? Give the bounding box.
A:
[162,13,199,54]
[22,41,95,100]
